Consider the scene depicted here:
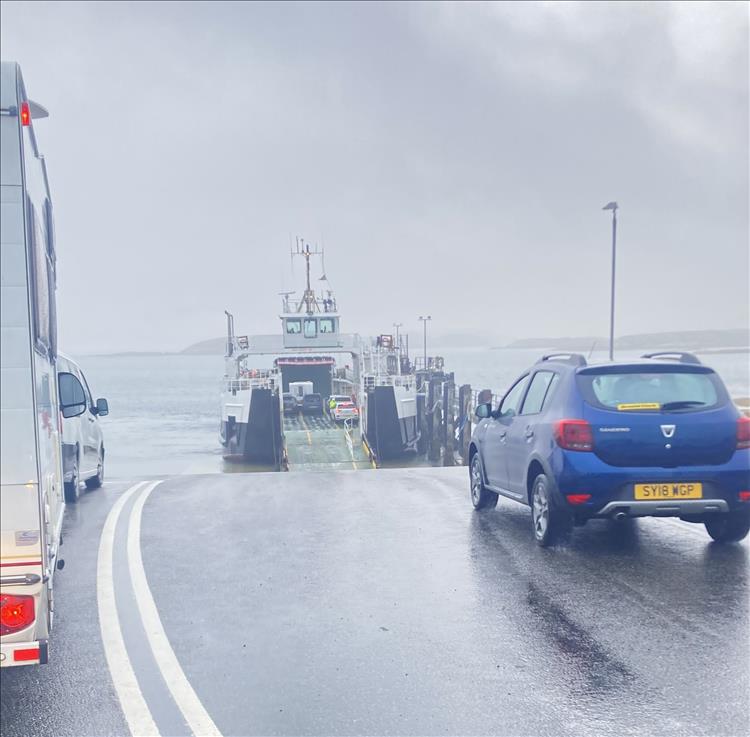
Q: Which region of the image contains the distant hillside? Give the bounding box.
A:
[501,328,749,352]
[182,337,225,354]
[186,328,749,355]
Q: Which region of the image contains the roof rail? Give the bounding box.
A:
[539,353,587,367]
[641,351,702,365]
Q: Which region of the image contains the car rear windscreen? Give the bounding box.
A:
[576,366,726,412]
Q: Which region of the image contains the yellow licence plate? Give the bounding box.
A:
[634,483,703,500]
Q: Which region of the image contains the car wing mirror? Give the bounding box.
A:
[95,398,109,416]
[474,402,492,419]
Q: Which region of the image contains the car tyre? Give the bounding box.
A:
[64,454,81,503]
[704,513,750,543]
[531,473,572,547]
[86,448,104,490]
[470,454,498,511]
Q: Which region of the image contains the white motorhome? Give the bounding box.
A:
[288,381,314,407]
[0,62,63,667]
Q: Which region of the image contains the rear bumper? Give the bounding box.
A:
[0,638,48,668]
[597,499,730,518]
[553,448,750,516]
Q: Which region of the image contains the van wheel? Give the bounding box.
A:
[531,473,572,547]
[86,449,104,490]
[470,454,498,510]
[64,457,81,502]
[704,513,750,543]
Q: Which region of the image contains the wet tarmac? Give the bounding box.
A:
[1,467,748,736]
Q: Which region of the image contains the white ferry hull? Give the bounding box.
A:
[220,385,283,465]
[363,384,419,460]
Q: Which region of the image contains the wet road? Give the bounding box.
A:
[1,467,748,736]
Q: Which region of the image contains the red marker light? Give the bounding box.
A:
[739,491,750,502]
[13,648,40,662]
[566,494,592,505]
[20,101,31,126]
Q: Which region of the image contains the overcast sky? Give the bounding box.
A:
[2,1,748,353]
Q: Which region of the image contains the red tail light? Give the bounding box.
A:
[737,417,750,450]
[20,101,31,126]
[739,491,750,502]
[0,593,35,635]
[554,420,594,451]
[566,494,592,505]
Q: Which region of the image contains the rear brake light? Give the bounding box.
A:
[554,420,594,451]
[0,594,35,635]
[566,494,592,505]
[739,491,750,502]
[737,417,750,450]
[20,101,30,126]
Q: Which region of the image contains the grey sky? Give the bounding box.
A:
[1,0,748,353]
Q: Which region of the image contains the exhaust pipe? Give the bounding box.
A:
[613,511,628,521]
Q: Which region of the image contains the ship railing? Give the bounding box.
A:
[223,370,278,393]
[363,374,414,391]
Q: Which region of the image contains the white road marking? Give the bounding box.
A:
[128,481,223,737]
[97,481,160,737]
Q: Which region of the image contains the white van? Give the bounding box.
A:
[289,380,314,407]
[0,62,63,667]
[57,353,108,502]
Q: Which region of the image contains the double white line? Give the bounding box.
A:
[97,481,222,737]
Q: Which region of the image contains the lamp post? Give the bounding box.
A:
[393,323,403,375]
[393,322,402,347]
[602,202,618,361]
[418,316,431,369]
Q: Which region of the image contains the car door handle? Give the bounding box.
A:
[499,431,507,441]
[524,428,534,439]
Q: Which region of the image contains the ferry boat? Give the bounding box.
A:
[219,241,421,469]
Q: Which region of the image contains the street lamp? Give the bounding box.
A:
[602,201,618,361]
[392,322,402,347]
[418,316,431,369]
[393,322,403,375]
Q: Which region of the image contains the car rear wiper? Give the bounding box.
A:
[661,400,706,411]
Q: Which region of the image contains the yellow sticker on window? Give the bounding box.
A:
[616,402,661,411]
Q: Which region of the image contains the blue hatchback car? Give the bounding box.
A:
[469,352,750,546]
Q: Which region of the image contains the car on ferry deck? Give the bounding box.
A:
[57,353,108,502]
[282,392,297,416]
[469,352,750,546]
[302,393,324,415]
[332,401,359,424]
[327,394,351,416]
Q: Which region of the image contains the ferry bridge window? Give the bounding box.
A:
[319,318,334,334]
[286,319,301,335]
[304,318,317,338]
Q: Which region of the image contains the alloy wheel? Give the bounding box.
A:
[533,481,549,540]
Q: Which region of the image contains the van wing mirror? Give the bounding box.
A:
[95,398,109,416]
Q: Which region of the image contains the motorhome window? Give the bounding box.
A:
[286,319,301,335]
[319,318,334,334]
[304,319,317,338]
[27,199,53,356]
